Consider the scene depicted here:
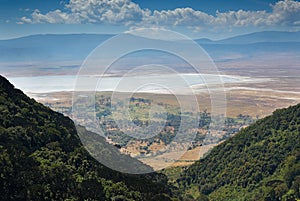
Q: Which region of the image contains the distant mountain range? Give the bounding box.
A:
[0,31,299,75]
[0,34,114,62]
[196,31,300,44]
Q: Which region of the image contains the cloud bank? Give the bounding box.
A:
[19,0,300,31]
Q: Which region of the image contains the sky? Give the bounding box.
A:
[0,0,300,39]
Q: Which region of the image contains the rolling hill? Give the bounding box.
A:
[177,103,300,200]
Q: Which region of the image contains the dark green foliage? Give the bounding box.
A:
[195,194,209,201]
[2,74,300,201]
[178,103,300,200]
[0,75,174,200]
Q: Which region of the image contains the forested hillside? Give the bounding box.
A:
[0,75,177,201]
[178,103,300,200]
[1,73,300,201]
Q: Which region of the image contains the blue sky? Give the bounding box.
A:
[0,0,299,39]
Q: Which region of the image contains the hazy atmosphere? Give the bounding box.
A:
[0,0,300,200]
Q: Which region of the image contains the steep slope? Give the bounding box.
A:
[178,104,300,200]
[0,75,176,201]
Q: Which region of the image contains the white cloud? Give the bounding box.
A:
[30,9,81,24]
[21,0,148,25]
[214,10,269,27]
[268,0,300,25]
[148,8,213,26]
[19,0,300,31]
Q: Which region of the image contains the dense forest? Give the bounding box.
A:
[0,75,178,200]
[1,74,300,201]
[178,103,300,200]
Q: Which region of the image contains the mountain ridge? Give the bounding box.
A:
[1,30,299,43]
[0,31,299,66]
[0,75,176,200]
[196,31,300,44]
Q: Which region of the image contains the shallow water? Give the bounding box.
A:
[7,74,242,93]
